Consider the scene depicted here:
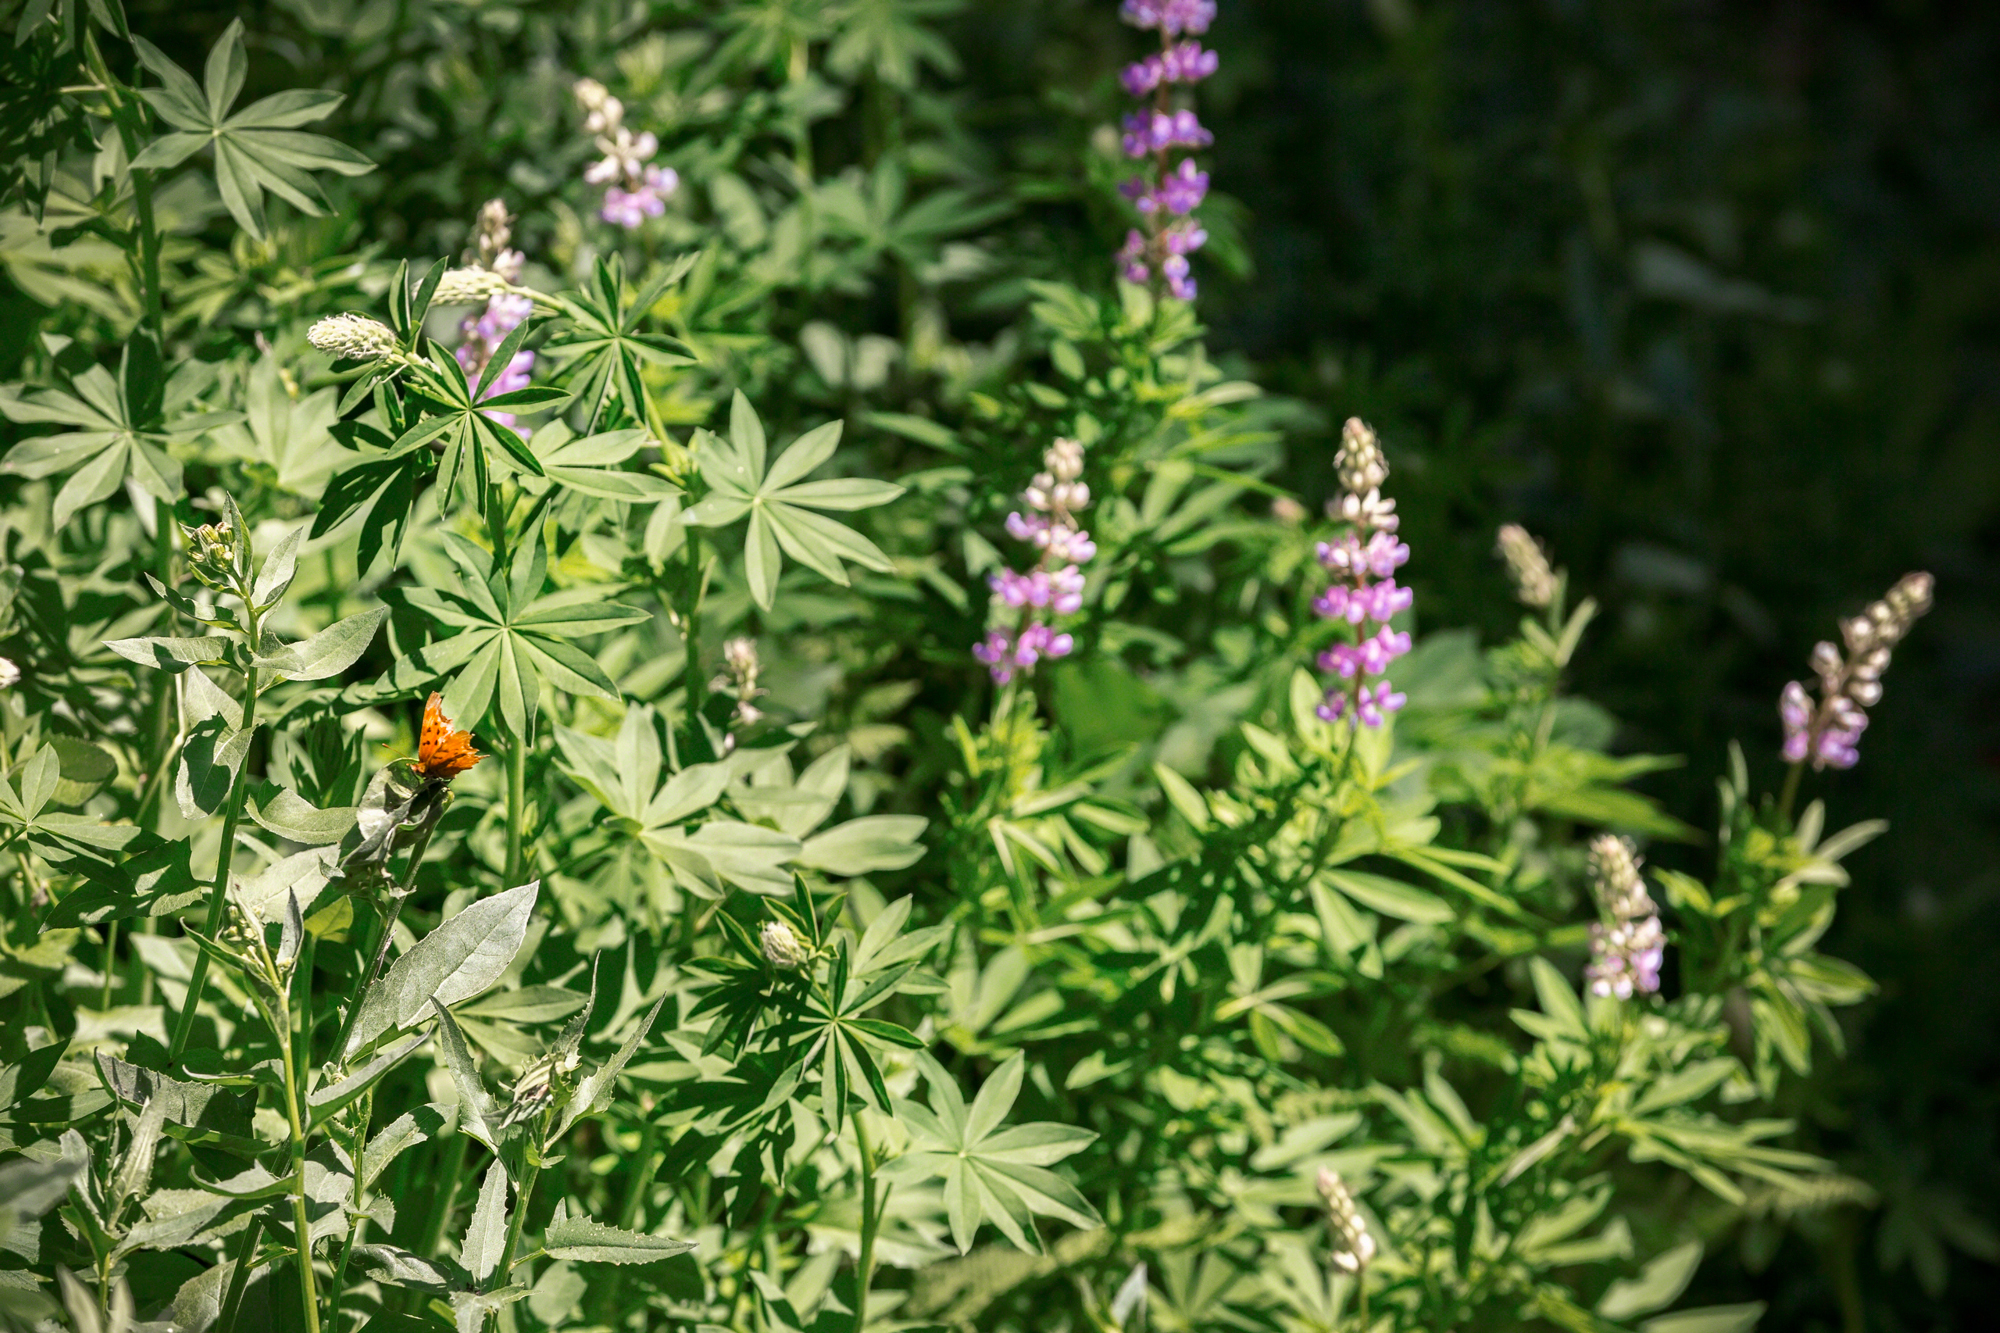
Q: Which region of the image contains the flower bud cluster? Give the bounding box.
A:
[183,519,239,590]
[1583,834,1665,1000]
[975,439,1095,684]
[1496,523,1558,610]
[1780,571,1933,771]
[1115,1,1217,299]
[1314,1167,1377,1274]
[711,635,768,735]
[307,313,398,362]
[1314,419,1410,728]
[761,920,809,970]
[575,77,679,229]
[449,199,537,432]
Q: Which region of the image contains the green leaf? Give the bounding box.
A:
[1600,1241,1704,1319]
[1641,1305,1766,1333]
[796,815,928,875]
[344,881,540,1055]
[1323,869,1454,925]
[460,1160,511,1286]
[253,606,389,681]
[544,1209,696,1265]
[129,20,373,240]
[684,395,903,610]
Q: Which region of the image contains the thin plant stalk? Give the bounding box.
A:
[325,1089,374,1333]
[216,1215,264,1333]
[276,992,324,1333]
[506,724,530,886]
[169,603,262,1064]
[852,1111,884,1333]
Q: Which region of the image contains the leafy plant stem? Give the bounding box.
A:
[335,820,437,1061]
[853,1109,880,1333]
[169,603,263,1063]
[278,994,324,1333]
[506,723,530,886]
[498,1158,542,1309]
[326,1090,373,1333]
[682,532,707,727]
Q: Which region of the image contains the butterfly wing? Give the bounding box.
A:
[417,692,483,780]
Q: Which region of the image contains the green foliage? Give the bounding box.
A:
[0,1,1940,1332]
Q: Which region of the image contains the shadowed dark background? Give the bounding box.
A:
[1187,1,2000,1326]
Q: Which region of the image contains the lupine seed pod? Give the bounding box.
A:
[1315,1167,1377,1274]
[1496,523,1559,610]
[308,313,399,362]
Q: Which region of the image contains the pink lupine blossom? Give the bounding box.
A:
[1312,419,1411,728]
[975,439,1093,683]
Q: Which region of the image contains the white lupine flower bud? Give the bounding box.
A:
[308,313,398,361]
[1334,417,1389,495]
[0,658,19,689]
[1496,524,1558,609]
[432,267,510,305]
[1045,437,1085,482]
[761,920,808,970]
[1314,1168,1377,1273]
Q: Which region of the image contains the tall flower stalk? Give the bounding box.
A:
[1313,418,1411,728]
[975,438,1095,683]
[1115,0,1217,300]
[1779,571,1933,775]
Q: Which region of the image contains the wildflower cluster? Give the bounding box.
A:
[1780,571,1933,771]
[451,199,536,429]
[1315,1167,1377,1274]
[575,77,679,229]
[1314,418,1411,726]
[1584,834,1665,999]
[1115,0,1217,300]
[975,439,1095,683]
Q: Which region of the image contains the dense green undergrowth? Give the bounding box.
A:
[0,2,1946,1331]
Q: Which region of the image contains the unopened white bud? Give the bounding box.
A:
[761,920,808,970]
[308,313,398,362]
[1496,524,1558,609]
[432,267,510,305]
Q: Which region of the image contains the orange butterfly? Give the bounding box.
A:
[414,692,483,783]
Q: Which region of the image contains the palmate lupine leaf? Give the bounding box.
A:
[397,534,648,738]
[684,392,903,610]
[0,340,234,528]
[883,1051,1101,1254]
[127,19,373,240]
[543,253,697,431]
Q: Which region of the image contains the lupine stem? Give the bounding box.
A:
[505,724,530,886]
[277,995,323,1333]
[326,1089,373,1333]
[169,605,262,1064]
[852,1111,885,1333]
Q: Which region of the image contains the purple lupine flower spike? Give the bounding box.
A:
[975,439,1093,682]
[1312,419,1411,728]
[1115,0,1217,300]
[1778,572,1932,772]
[452,201,536,433]
[576,78,679,230]
[1583,836,1666,1000]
